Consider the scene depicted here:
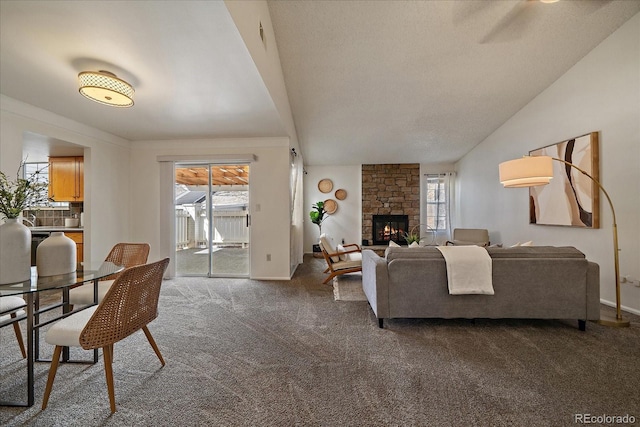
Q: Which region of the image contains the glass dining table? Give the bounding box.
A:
[0,262,123,407]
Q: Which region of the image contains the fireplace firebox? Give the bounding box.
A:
[372,215,409,245]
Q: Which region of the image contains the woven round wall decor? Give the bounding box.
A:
[335,189,347,200]
[324,199,338,214]
[318,179,333,193]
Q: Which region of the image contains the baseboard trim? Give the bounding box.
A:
[600,298,640,316]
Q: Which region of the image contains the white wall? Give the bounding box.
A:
[225,0,298,146]
[456,13,640,314]
[0,95,132,268]
[130,138,292,280]
[224,0,304,274]
[304,165,362,252]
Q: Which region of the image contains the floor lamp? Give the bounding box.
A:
[499,155,629,327]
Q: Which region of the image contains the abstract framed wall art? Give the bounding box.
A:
[529,132,600,228]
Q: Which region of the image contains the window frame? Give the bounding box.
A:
[423,174,448,232]
[23,162,69,210]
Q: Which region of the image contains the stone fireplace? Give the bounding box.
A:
[362,164,420,246]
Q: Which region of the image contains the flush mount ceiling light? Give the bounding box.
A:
[78,70,134,107]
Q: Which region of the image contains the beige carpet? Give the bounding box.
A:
[332,273,367,301]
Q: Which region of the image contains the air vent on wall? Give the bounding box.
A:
[259,21,266,49]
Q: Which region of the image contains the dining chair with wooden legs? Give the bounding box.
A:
[0,296,28,358]
[68,243,150,309]
[42,258,169,413]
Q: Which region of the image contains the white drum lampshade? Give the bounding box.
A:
[499,156,554,188]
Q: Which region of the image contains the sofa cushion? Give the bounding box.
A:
[347,252,362,262]
[451,240,486,246]
[385,246,585,262]
[487,246,585,259]
[331,259,362,271]
[337,244,347,261]
[333,245,361,262]
[386,247,444,261]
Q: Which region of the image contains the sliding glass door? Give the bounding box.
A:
[174,163,250,277]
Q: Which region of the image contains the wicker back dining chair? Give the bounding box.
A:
[42,258,169,413]
[69,243,150,307]
[0,296,27,358]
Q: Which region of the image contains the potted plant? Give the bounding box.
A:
[309,201,327,255]
[402,224,436,246]
[403,229,421,245]
[0,162,48,284]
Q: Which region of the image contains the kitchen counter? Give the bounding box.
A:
[29,226,84,232]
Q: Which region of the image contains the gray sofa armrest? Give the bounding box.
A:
[362,249,390,320]
[586,261,600,320]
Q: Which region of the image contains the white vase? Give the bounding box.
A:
[36,232,76,277]
[0,218,32,284]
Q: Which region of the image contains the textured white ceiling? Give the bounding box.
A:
[268,0,640,165]
[1,1,638,166]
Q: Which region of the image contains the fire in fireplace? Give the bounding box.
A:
[372,215,409,245]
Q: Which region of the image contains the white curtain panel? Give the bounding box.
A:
[444,172,456,242]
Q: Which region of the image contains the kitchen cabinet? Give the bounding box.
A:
[65,231,83,263]
[49,157,83,202]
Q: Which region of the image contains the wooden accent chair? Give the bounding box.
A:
[69,243,150,307]
[0,296,27,358]
[445,228,490,247]
[42,258,169,413]
[318,234,362,285]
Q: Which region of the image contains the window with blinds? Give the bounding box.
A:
[23,162,68,209]
[424,174,447,231]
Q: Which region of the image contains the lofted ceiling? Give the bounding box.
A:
[1,1,639,167]
[268,0,640,165]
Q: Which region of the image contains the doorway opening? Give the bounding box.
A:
[174,163,250,277]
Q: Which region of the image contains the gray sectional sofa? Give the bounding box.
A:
[362,246,600,330]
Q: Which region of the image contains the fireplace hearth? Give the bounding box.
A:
[372,215,409,245]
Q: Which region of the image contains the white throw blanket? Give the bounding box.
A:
[436,246,494,295]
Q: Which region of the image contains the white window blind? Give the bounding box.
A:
[425,174,447,231]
